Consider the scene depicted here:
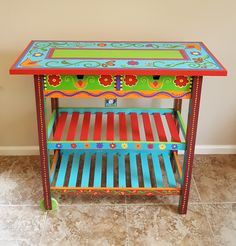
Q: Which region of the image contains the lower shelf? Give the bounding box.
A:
[50,150,182,196]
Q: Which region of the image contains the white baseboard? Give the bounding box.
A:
[0,145,236,155]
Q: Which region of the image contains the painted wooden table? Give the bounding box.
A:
[10,41,227,214]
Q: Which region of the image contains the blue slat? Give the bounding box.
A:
[129,153,139,188]
[140,153,151,188]
[106,153,114,187]
[162,153,176,187]
[68,152,81,187]
[81,152,92,187]
[56,152,69,187]
[151,153,164,187]
[93,152,103,187]
[118,153,126,187]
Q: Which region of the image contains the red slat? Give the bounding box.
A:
[142,113,154,141]
[66,112,79,141]
[80,112,91,140]
[53,112,68,141]
[165,113,181,142]
[119,113,127,141]
[130,113,140,141]
[106,112,114,140]
[93,112,102,140]
[153,113,167,142]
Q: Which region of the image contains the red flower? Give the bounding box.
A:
[97,43,107,47]
[99,75,113,86]
[48,75,61,87]
[110,143,116,149]
[174,76,188,87]
[124,75,138,86]
[148,144,154,149]
[128,60,139,65]
[71,143,77,149]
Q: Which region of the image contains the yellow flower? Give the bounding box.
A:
[159,144,166,150]
[121,143,128,149]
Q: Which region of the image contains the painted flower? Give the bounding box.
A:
[121,143,128,149]
[96,143,103,149]
[148,144,154,149]
[99,75,113,86]
[97,43,107,47]
[174,76,188,87]
[71,143,77,149]
[172,144,178,150]
[159,144,166,150]
[56,143,62,149]
[135,144,141,149]
[128,60,139,66]
[124,75,138,86]
[84,143,90,148]
[48,75,61,87]
[110,143,116,149]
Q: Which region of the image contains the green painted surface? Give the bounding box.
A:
[52,49,184,59]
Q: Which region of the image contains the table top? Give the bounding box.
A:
[10,40,227,76]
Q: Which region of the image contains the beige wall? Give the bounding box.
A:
[0,0,235,150]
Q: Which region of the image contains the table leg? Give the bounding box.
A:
[179,76,203,214]
[171,99,182,172]
[51,98,59,133]
[34,75,52,210]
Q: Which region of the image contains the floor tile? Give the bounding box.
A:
[0,206,46,245]
[41,205,127,245]
[193,155,236,202]
[0,176,42,205]
[204,203,236,246]
[126,204,215,246]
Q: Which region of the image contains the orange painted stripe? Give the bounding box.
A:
[173,152,182,180]
[53,112,68,141]
[119,112,127,141]
[80,112,91,140]
[66,112,79,141]
[93,112,102,140]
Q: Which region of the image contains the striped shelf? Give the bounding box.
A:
[47,107,186,151]
[50,150,182,195]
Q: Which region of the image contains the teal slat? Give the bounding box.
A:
[93,152,103,187]
[55,153,70,187]
[151,153,164,187]
[68,152,81,187]
[129,153,139,188]
[118,153,126,187]
[140,153,151,188]
[80,152,92,187]
[106,153,114,187]
[162,153,177,187]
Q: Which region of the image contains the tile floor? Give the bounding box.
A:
[0,155,235,246]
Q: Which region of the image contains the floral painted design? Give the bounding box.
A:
[121,143,128,149]
[174,76,188,87]
[159,144,166,150]
[96,143,103,149]
[84,143,90,148]
[172,144,178,150]
[128,61,139,66]
[124,75,138,86]
[56,143,62,148]
[148,144,154,149]
[135,144,141,149]
[110,143,116,149]
[97,43,107,47]
[48,75,61,87]
[71,143,77,149]
[99,75,113,86]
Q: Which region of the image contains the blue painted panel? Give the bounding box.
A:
[55,152,69,187]
[80,152,92,187]
[93,152,103,187]
[162,153,177,187]
[129,153,139,188]
[106,153,114,187]
[68,152,81,187]
[151,153,164,187]
[140,153,151,188]
[118,153,126,187]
